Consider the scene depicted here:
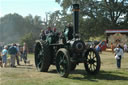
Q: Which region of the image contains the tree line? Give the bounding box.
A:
[54,0,128,40]
[0,14,43,44]
[0,0,128,46]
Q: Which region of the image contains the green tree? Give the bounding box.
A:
[20,32,36,53]
[0,13,43,44]
[55,0,128,40]
[0,13,25,43]
[103,0,128,28]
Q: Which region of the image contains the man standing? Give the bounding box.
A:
[8,43,18,67]
[45,27,54,44]
[114,44,124,69]
[14,44,20,65]
[40,29,46,40]
[111,43,114,53]
[64,23,73,41]
[23,42,28,64]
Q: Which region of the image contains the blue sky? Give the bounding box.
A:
[0,0,62,19]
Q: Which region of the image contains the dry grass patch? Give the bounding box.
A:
[1,52,128,85]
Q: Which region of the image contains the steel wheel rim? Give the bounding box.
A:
[56,52,68,76]
[35,44,43,70]
[86,50,97,72]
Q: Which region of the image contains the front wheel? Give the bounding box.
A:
[56,48,70,78]
[84,48,101,74]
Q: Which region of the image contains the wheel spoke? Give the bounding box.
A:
[93,63,97,70]
[37,60,42,68]
[93,64,96,69]
[84,48,101,74]
[56,49,70,77]
[59,54,64,64]
[89,52,92,59]
[89,63,95,71]
[89,64,92,70]
[36,47,43,69]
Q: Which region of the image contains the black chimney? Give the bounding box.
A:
[73,4,79,37]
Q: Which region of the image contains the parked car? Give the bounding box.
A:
[94,41,107,51]
[100,41,107,51]
[85,40,107,51]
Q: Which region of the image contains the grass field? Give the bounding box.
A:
[1,52,128,85]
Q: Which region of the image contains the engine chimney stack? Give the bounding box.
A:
[73,4,79,37]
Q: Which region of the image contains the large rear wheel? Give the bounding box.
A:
[56,48,70,78]
[84,48,101,74]
[35,40,51,72]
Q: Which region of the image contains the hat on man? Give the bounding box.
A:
[4,45,8,49]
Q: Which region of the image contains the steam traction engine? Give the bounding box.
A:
[34,4,101,77]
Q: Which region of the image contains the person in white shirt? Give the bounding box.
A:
[23,42,28,64]
[1,46,8,67]
[114,44,124,69]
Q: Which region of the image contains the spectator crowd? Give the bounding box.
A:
[0,42,28,68]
